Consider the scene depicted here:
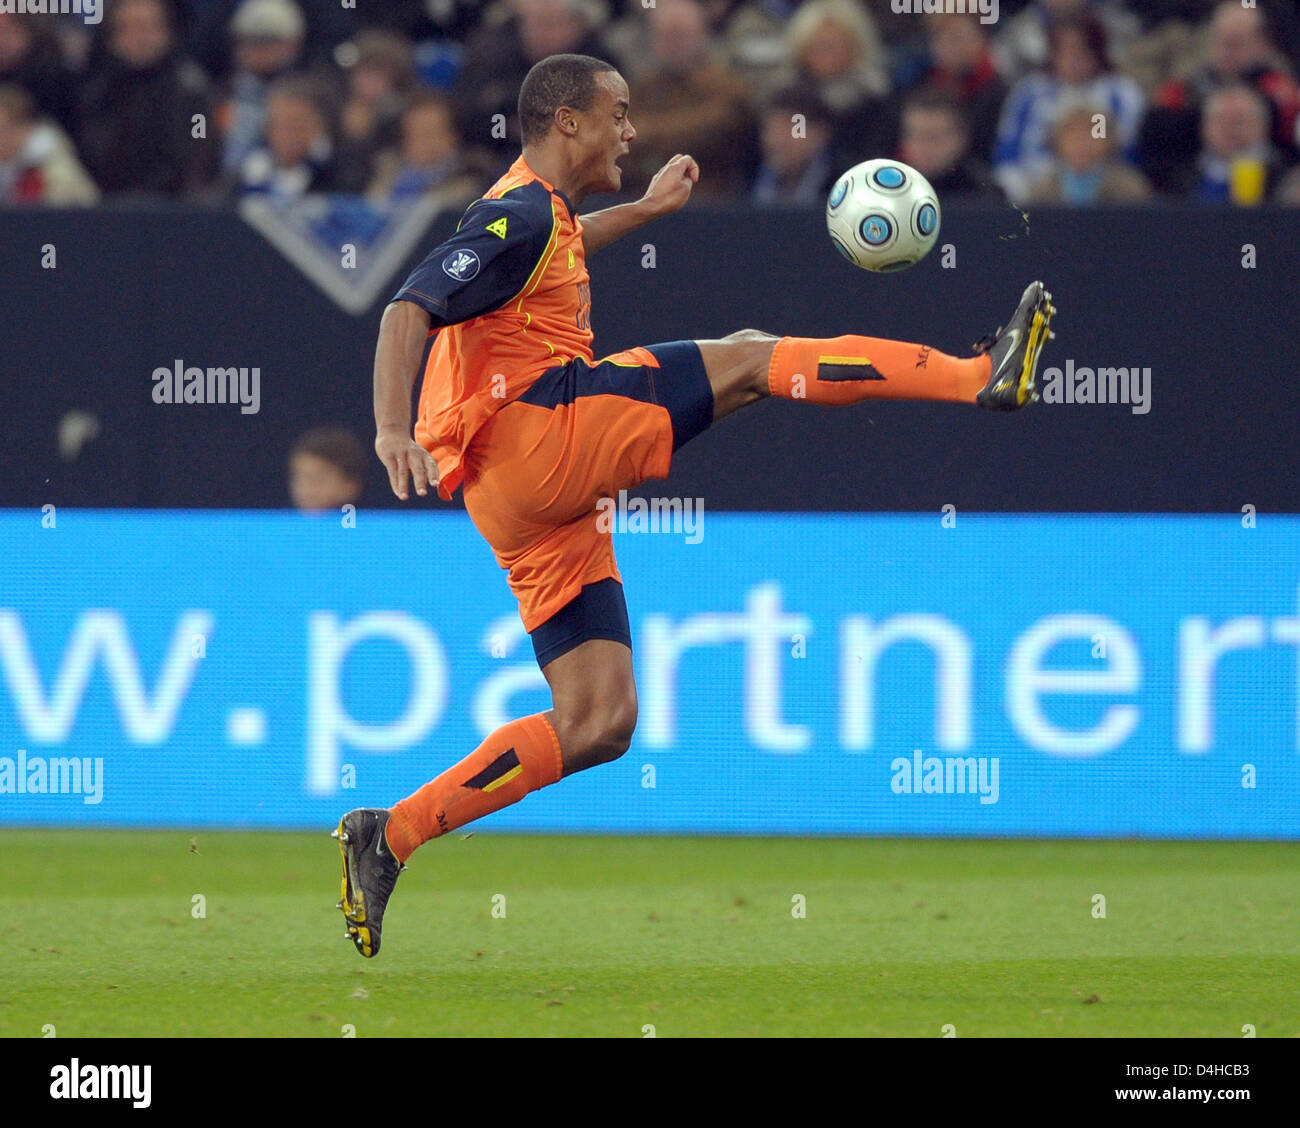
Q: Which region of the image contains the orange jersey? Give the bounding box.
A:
[393,156,594,498]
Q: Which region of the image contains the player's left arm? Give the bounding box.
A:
[580,154,699,256]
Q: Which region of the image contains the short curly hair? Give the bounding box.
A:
[518,54,618,145]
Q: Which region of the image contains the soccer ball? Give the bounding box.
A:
[826,159,941,273]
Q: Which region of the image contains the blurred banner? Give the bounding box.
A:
[1,510,1296,837]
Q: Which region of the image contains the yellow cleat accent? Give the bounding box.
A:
[1016,300,1056,405]
[335,817,366,924]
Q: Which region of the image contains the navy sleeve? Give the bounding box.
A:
[391,194,554,327]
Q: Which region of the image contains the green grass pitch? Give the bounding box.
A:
[2,831,1297,1036]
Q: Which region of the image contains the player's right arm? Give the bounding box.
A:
[374,195,550,500]
[374,301,438,500]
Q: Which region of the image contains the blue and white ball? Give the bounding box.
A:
[826,159,940,273]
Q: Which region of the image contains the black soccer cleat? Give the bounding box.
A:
[333,808,405,958]
[973,281,1057,411]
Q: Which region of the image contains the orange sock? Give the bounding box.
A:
[768,334,991,405]
[384,713,563,862]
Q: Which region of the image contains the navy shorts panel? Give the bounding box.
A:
[530,577,632,668]
[514,341,713,451]
[644,341,714,450]
[516,355,654,410]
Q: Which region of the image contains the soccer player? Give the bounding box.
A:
[335,54,1055,957]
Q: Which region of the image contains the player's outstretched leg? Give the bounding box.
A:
[333,808,406,958]
[700,280,1056,420]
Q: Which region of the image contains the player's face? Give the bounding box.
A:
[577,72,635,195]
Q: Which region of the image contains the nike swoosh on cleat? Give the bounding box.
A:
[374,828,388,858]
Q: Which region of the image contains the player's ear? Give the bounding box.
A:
[555,106,579,138]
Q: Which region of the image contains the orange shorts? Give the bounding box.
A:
[461,341,713,636]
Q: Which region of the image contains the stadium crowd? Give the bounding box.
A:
[3,0,1300,209]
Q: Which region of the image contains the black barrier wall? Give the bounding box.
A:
[1,203,1297,512]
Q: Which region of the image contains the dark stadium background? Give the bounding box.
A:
[2,202,1297,512]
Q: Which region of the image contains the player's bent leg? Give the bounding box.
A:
[382,711,564,862]
[528,575,638,776]
[332,640,636,958]
[540,638,638,776]
[334,708,567,957]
